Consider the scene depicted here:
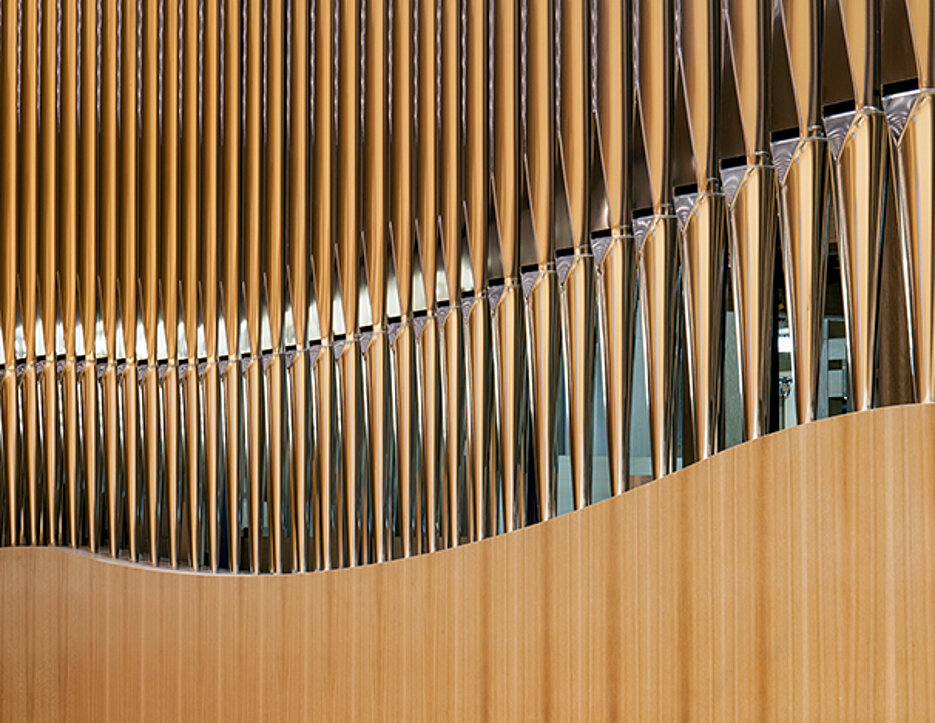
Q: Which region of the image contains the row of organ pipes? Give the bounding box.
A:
[0,0,931,572]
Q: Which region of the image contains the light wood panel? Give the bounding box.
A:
[1,404,934,720]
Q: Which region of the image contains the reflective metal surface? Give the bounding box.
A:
[778,0,831,425]
[727,0,778,440]
[594,0,636,495]
[0,0,927,570]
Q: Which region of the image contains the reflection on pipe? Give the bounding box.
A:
[896,0,934,402]
[244,0,263,572]
[526,0,559,520]
[182,0,203,570]
[141,0,160,564]
[365,0,392,563]
[222,0,243,572]
[392,0,419,556]
[313,0,337,570]
[439,0,464,547]
[417,0,441,551]
[338,0,363,567]
[100,1,119,558]
[595,0,636,496]
[39,0,58,546]
[464,0,492,541]
[202,0,221,572]
[1,0,16,545]
[638,0,678,479]
[60,0,78,547]
[559,0,594,509]
[834,0,888,413]
[289,0,310,572]
[779,0,831,425]
[727,0,777,439]
[680,0,726,460]
[163,0,181,567]
[492,0,525,531]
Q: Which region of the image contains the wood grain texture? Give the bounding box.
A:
[1,404,934,720]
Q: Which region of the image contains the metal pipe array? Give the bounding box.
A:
[0,0,929,571]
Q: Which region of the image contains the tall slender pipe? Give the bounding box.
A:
[594,0,636,495]
[119,0,140,562]
[163,0,181,567]
[337,0,363,567]
[492,0,525,532]
[100,1,120,558]
[313,0,337,570]
[0,0,16,545]
[439,0,464,547]
[264,0,285,573]
[61,0,79,546]
[559,0,594,508]
[244,0,263,572]
[679,0,727,460]
[288,0,310,572]
[182,0,202,570]
[464,0,491,540]
[79,0,99,552]
[39,0,59,545]
[778,0,831,424]
[832,0,888,413]
[638,0,679,479]
[417,0,441,551]
[222,0,243,572]
[525,0,559,518]
[727,0,778,437]
[141,0,161,565]
[202,0,221,572]
[392,0,420,555]
[21,0,38,545]
[895,0,934,402]
[364,0,391,563]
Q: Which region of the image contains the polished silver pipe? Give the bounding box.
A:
[313,0,337,570]
[439,0,464,547]
[833,0,887,413]
[525,0,559,519]
[895,1,934,403]
[559,0,595,509]
[778,0,831,425]
[638,0,678,478]
[594,0,636,495]
[364,0,392,563]
[680,0,727,460]
[727,0,777,438]
[417,0,441,551]
[391,0,420,556]
[492,0,525,531]
[463,0,492,540]
[337,0,363,567]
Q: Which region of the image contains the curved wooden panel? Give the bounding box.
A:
[2,405,934,720]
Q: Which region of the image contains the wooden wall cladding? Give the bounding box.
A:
[2,404,934,720]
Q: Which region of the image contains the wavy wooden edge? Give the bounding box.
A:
[2,404,934,720]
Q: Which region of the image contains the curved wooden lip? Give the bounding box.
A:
[3,402,933,719]
[2,402,925,579]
